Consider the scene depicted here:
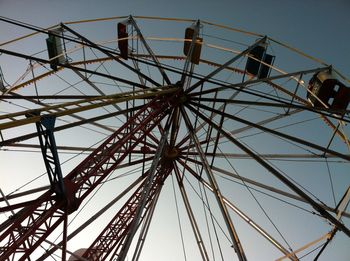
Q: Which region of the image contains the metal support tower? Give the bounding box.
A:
[0,94,175,260]
[82,164,173,260]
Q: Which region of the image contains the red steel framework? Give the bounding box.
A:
[83,163,173,260]
[0,93,177,260]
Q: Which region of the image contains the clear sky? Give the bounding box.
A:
[0,0,350,260]
[1,0,349,75]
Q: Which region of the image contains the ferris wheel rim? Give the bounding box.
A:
[0,14,348,260]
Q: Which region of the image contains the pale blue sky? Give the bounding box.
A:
[0,0,349,260]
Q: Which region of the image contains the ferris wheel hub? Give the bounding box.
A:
[164,146,180,160]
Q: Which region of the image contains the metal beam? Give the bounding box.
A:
[314,186,350,260]
[173,163,210,261]
[189,97,350,121]
[0,196,55,213]
[0,95,99,99]
[182,152,349,160]
[71,69,123,112]
[0,96,173,259]
[60,23,161,87]
[186,103,350,237]
[180,106,247,261]
[0,86,177,130]
[7,91,119,134]
[176,156,350,219]
[0,105,142,147]
[0,87,173,122]
[0,48,152,91]
[169,107,181,149]
[129,16,171,85]
[190,101,350,162]
[131,188,161,261]
[189,66,329,98]
[34,115,65,196]
[3,143,162,155]
[276,233,330,261]
[186,36,267,93]
[36,170,147,261]
[176,158,297,260]
[116,114,172,260]
[0,186,50,203]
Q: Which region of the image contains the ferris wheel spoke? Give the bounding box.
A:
[179,85,306,153]
[0,87,175,130]
[188,66,350,144]
[60,23,163,88]
[6,56,128,93]
[175,158,297,260]
[180,151,348,161]
[206,100,226,168]
[180,105,248,261]
[179,155,350,219]
[0,48,152,91]
[173,162,210,261]
[0,185,50,204]
[178,107,303,156]
[176,89,221,150]
[129,16,171,86]
[185,103,350,237]
[189,66,327,97]
[213,165,309,211]
[0,94,101,100]
[190,97,350,121]
[313,186,350,260]
[0,194,55,213]
[188,102,350,161]
[71,69,123,112]
[131,187,162,261]
[186,36,267,94]
[4,53,252,99]
[278,186,350,261]
[180,154,350,260]
[2,91,124,134]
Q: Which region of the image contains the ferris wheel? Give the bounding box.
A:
[0,15,349,261]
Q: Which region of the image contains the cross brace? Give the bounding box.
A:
[35,115,65,197]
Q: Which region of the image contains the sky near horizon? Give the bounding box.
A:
[0,0,350,260]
